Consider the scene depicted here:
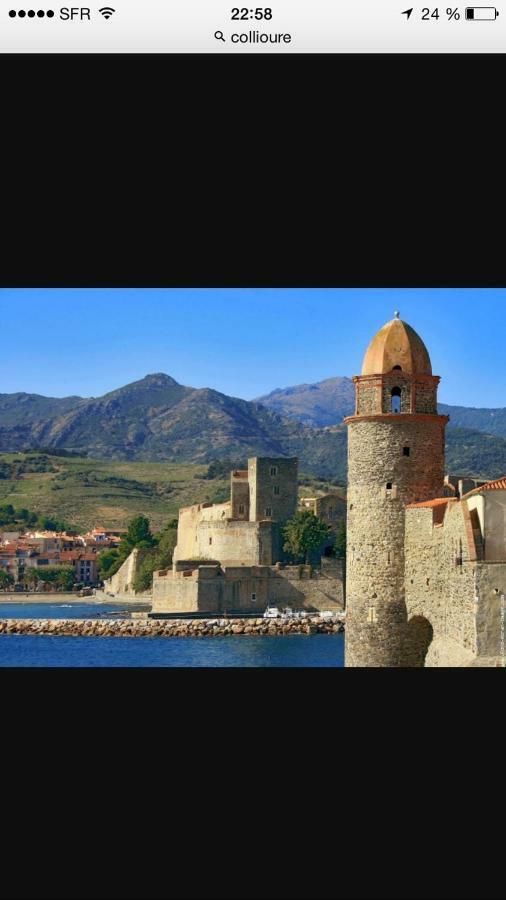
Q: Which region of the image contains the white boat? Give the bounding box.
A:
[263,606,281,619]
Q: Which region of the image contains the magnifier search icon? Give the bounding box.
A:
[214,30,226,41]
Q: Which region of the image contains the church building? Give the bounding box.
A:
[345,313,505,667]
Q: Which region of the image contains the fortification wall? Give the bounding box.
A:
[174,502,232,561]
[475,564,506,658]
[268,560,344,611]
[152,558,344,615]
[191,520,273,565]
[483,494,506,561]
[152,571,200,613]
[404,501,506,666]
[105,548,149,595]
[404,503,477,665]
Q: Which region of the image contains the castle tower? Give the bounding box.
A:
[344,313,448,667]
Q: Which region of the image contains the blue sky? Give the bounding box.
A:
[0,288,504,407]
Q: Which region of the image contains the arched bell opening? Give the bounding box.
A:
[391,386,402,413]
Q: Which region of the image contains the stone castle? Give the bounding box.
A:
[150,456,345,616]
[345,313,505,667]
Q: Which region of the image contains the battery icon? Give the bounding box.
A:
[465,7,500,18]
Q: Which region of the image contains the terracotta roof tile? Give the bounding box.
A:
[406,497,457,526]
[405,497,456,509]
[463,476,506,498]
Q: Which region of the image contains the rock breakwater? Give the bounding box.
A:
[0,616,345,638]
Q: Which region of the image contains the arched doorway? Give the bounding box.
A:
[405,616,434,667]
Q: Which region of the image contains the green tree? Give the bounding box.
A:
[37,565,75,590]
[97,549,121,580]
[282,510,332,564]
[24,569,40,588]
[332,522,347,559]
[0,570,14,589]
[132,522,178,593]
[118,515,156,560]
[37,515,66,532]
[133,555,161,593]
[126,515,155,547]
[55,567,75,591]
[154,524,178,564]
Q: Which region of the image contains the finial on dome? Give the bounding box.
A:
[394,310,400,319]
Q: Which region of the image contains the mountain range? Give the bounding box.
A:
[1,373,506,482]
[255,377,506,437]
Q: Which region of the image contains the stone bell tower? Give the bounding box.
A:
[344,312,448,667]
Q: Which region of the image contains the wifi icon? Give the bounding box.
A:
[99,6,115,18]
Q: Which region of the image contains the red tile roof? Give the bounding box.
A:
[463,476,506,498]
[405,498,456,509]
[406,497,457,526]
[60,551,97,561]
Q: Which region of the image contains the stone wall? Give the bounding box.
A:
[248,457,298,524]
[355,377,381,415]
[405,502,477,666]
[413,377,439,415]
[104,548,149,595]
[474,492,506,562]
[152,570,200,612]
[231,472,250,520]
[151,558,344,615]
[404,500,506,666]
[345,414,446,667]
[381,373,411,414]
[355,374,440,417]
[475,564,506,658]
[268,559,344,611]
[195,519,274,566]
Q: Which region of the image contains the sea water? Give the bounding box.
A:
[0,601,148,619]
[0,633,344,667]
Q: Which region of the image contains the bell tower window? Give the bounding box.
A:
[391,387,402,413]
[392,365,402,371]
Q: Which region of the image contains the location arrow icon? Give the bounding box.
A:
[401,8,413,17]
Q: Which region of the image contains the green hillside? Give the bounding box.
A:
[0,452,342,532]
[2,424,505,536]
[0,453,226,532]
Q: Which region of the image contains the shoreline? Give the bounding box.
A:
[0,592,151,605]
[0,616,345,638]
